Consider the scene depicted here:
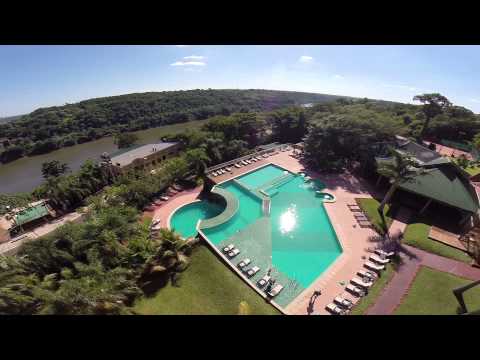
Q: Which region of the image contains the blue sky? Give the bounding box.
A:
[1,45,480,116]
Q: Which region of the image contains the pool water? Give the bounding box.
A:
[236,164,286,189]
[269,176,342,287]
[170,201,224,238]
[202,183,263,244]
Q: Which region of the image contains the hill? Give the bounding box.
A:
[0,89,348,162]
[0,115,24,124]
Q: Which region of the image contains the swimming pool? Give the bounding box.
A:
[170,200,224,238]
[200,164,343,307]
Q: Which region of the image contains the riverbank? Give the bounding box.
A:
[0,119,210,193]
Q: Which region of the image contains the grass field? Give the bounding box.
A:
[403,218,472,263]
[394,266,480,315]
[133,244,281,315]
[349,264,395,315]
[356,198,393,234]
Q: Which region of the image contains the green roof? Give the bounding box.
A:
[399,165,479,213]
[14,203,50,226]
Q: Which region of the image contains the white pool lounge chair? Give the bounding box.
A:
[357,270,377,281]
[334,296,353,310]
[160,196,169,201]
[364,261,385,272]
[369,254,390,265]
[257,275,271,287]
[268,284,284,297]
[256,156,262,161]
[246,266,260,277]
[263,154,269,158]
[346,284,365,297]
[351,277,373,289]
[228,248,240,258]
[212,172,218,177]
[223,244,235,253]
[358,220,373,228]
[242,160,248,165]
[237,258,251,268]
[235,163,241,168]
[375,249,395,258]
[226,167,232,172]
[326,303,347,315]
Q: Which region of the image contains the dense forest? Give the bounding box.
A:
[0,89,346,163]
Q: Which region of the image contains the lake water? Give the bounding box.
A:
[0,119,210,194]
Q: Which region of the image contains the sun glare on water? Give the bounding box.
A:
[279,205,297,234]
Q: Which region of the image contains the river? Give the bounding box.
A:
[0,119,210,194]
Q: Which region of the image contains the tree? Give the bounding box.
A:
[140,228,191,287]
[376,149,424,226]
[185,148,211,177]
[114,132,139,149]
[41,160,70,179]
[269,108,308,144]
[413,93,452,142]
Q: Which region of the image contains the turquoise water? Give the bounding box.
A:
[269,176,342,288]
[170,201,224,238]
[236,164,286,189]
[202,183,263,244]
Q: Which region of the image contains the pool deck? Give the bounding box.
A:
[150,149,381,315]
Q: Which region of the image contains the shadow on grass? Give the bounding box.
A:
[366,228,419,272]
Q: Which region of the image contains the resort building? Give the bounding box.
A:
[0,200,54,243]
[106,142,181,175]
[374,136,480,228]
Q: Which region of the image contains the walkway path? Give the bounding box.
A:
[367,244,480,315]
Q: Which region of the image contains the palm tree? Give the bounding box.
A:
[376,149,424,228]
[141,228,191,285]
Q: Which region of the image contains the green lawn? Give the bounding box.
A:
[350,264,395,315]
[133,245,281,315]
[356,198,393,234]
[394,266,480,315]
[403,218,472,263]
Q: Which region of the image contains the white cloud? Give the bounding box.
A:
[333,74,345,80]
[183,55,205,60]
[170,61,206,67]
[175,45,189,48]
[382,83,419,92]
[298,55,313,63]
[469,98,480,104]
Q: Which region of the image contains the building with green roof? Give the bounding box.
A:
[374,136,479,224]
[0,200,53,243]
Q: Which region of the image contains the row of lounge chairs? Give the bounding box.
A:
[208,152,279,177]
[222,244,284,298]
[347,203,373,228]
[325,249,395,315]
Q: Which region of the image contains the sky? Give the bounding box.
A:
[1,45,480,117]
